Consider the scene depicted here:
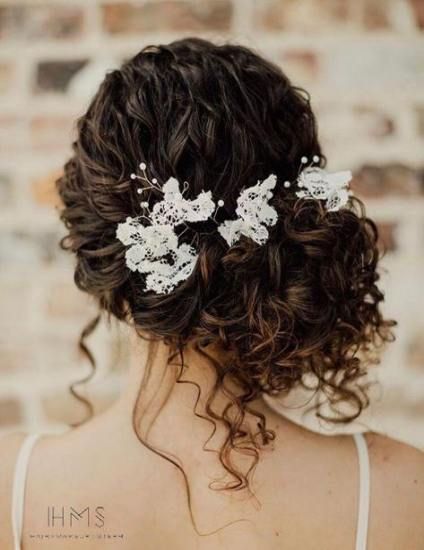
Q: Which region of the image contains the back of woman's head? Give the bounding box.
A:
[57,37,395,492]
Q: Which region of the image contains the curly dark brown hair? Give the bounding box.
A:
[56,38,395,505]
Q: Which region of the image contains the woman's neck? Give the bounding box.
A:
[108,329,292,456]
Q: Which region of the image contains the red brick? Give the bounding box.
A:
[352,164,423,198]
[0,345,29,373]
[30,115,75,152]
[280,49,320,84]
[34,60,88,94]
[316,105,396,149]
[361,0,391,29]
[405,400,424,418]
[31,168,63,208]
[0,62,14,93]
[102,1,233,33]
[257,0,351,31]
[0,115,22,156]
[352,106,395,138]
[376,222,398,253]
[408,0,424,29]
[45,281,94,319]
[416,106,424,137]
[407,331,424,369]
[0,5,84,40]
[0,398,23,427]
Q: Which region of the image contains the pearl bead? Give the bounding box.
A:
[152,178,157,184]
[139,162,146,170]
[130,173,136,180]
[284,181,291,188]
[313,155,320,163]
[140,201,149,208]
[217,199,224,207]
[137,188,143,194]
[301,156,308,164]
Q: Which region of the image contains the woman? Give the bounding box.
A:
[1,38,423,550]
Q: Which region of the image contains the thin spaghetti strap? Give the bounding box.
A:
[352,432,370,550]
[11,433,43,550]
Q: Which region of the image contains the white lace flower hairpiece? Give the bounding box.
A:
[217,174,278,246]
[294,155,353,212]
[116,158,354,295]
[116,163,216,294]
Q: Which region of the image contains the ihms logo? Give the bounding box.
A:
[47,506,105,528]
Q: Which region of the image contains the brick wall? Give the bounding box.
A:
[0,0,423,447]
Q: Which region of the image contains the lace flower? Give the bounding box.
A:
[116,167,216,294]
[295,167,352,212]
[218,174,278,246]
[150,177,215,225]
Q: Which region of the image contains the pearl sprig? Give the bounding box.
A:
[129,154,323,219]
[130,162,227,222]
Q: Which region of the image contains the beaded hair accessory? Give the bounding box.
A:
[116,157,353,294]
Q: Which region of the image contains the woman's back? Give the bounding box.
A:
[1,395,423,550]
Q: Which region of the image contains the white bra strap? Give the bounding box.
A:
[11,434,43,550]
[353,432,370,550]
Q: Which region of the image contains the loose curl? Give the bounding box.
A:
[56,38,395,513]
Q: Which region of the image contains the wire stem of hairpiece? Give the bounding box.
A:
[182,181,190,195]
[130,162,162,192]
[298,154,320,175]
[178,224,190,238]
[137,214,151,224]
[137,185,158,193]
[212,199,225,222]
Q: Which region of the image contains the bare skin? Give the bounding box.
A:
[0,332,423,550]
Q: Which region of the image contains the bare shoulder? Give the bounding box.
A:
[365,430,424,480]
[364,431,424,549]
[0,432,28,548]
